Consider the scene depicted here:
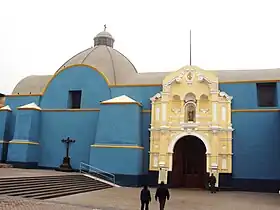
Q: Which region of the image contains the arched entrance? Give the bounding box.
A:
[170,135,208,188]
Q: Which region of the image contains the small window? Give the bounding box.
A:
[256,83,277,107]
[68,90,82,109]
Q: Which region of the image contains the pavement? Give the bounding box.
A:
[49,187,280,210]
[0,168,279,209]
[1,188,280,209]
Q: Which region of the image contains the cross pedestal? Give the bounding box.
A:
[58,137,76,172]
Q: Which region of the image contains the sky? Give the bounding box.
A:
[1,0,280,94]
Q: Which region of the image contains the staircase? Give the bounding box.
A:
[0,174,112,199]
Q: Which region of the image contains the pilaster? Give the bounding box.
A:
[7,103,41,166]
[0,105,12,162]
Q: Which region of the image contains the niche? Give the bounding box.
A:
[184,93,196,122]
[171,95,181,114]
[199,94,210,112]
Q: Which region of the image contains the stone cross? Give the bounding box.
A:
[61,137,75,158]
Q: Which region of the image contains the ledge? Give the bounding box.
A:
[3,140,39,145]
[41,108,100,112]
[91,144,144,149]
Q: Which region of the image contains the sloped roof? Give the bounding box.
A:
[17,102,41,110]
[101,95,141,106]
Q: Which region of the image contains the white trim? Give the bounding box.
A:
[18,102,41,110]
[0,105,11,111]
[168,132,211,154]
[101,95,137,103]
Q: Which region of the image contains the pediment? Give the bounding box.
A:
[162,66,219,94]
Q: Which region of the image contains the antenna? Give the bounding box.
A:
[190,30,192,66]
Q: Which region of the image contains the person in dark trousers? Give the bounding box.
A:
[209,173,217,193]
[140,185,151,210]
[155,181,170,210]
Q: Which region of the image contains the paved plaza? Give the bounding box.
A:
[0,187,280,209]
[50,187,280,210]
[0,168,279,209]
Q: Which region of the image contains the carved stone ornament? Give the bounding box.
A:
[171,108,181,115]
[197,73,211,84]
[219,91,233,101]
[150,93,162,102]
[164,66,195,87]
[200,108,210,114]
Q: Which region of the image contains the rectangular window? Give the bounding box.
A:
[256,83,277,107]
[68,90,82,109]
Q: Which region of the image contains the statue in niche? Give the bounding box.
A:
[188,109,195,121]
[185,103,196,122]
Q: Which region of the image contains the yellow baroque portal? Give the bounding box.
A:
[149,66,233,186]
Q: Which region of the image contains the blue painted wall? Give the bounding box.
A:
[89,147,143,175]
[7,144,39,164]
[8,109,41,164]
[220,82,280,109]
[232,112,280,180]
[39,111,99,169]
[220,83,258,109]
[0,111,10,140]
[0,110,11,161]
[13,110,40,141]
[40,66,111,109]
[95,104,141,145]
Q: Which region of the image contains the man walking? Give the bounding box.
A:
[155,181,170,210]
[209,173,217,193]
[140,185,151,210]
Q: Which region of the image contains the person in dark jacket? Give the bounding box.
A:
[140,185,151,210]
[155,181,170,210]
[209,173,217,193]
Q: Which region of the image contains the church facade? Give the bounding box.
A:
[0,29,280,192]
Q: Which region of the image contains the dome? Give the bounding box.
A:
[57,27,137,85]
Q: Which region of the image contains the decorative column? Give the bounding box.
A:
[160,92,169,127]
[158,90,170,184]
[212,102,217,123]
[206,153,211,173]
[211,131,219,187]
[179,100,185,124]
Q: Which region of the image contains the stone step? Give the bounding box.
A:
[0,174,81,182]
[7,181,106,196]
[30,185,112,200]
[0,175,88,186]
[0,174,113,199]
[0,163,13,168]
[0,178,99,192]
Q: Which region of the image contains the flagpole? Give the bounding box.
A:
[190,30,192,66]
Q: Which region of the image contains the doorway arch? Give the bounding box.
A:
[169,134,209,188]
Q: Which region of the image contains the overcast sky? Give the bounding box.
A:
[1,0,280,94]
